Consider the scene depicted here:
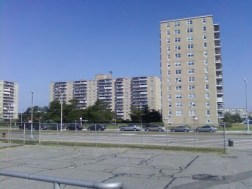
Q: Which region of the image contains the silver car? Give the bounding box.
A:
[120,125,142,131]
[195,125,217,132]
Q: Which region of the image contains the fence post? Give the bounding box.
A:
[223,122,226,153]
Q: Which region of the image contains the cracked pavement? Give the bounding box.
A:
[1,144,252,188]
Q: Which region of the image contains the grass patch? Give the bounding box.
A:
[0,138,224,153]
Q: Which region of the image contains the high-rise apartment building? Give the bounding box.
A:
[50,74,161,120]
[131,76,161,112]
[0,80,19,120]
[160,15,224,125]
[115,78,131,120]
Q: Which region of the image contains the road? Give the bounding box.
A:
[2,129,252,149]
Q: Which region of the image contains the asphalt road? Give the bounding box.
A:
[2,129,252,149]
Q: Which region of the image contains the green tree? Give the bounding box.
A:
[85,100,114,123]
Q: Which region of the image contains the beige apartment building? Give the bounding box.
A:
[50,74,161,121]
[0,80,19,120]
[160,15,224,126]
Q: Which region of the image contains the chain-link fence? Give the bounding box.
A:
[1,122,251,152]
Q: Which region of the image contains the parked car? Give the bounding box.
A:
[87,124,106,131]
[143,124,166,132]
[195,125,217,132]
[67,123,83,130]
[170,125,191,132]
[120,124,142,131]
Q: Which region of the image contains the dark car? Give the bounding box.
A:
[143,124,166,132]
[67,123,83,130]
[87,124,106,131]
[120,124,142,131]
[170,125,191,132]
[195,125,217,132]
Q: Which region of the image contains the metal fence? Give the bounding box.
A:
[1,121,251,152]
[0,170,122,189]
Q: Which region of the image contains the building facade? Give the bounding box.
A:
[50,74,161,120]
[160,15,224,125]
[0,80,19,120]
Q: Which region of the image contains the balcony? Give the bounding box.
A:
[214,24,220,32]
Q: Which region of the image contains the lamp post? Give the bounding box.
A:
[30,92,34,139]
[243,78,249,133]
[56,88,64,131]
[80,117,82,129]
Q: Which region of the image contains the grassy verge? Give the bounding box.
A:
[0,138,224,153]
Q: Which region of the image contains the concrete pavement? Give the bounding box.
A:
[0,142,252,188]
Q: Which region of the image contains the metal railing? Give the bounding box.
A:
[0,170,123,189]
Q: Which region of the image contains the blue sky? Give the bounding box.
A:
[0,0,251,112]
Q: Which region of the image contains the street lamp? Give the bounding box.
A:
[56,88,64,131]
[243,78,249,133]
[30,92,34,139]
[80,117,82,129]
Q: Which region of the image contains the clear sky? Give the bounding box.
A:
[0,0,251,112]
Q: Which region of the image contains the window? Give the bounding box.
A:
[203,26,207,31]
[167,38,170,44]
[176,102,182,107]
[187,28,193,33]
[167,70,170,75]
[204,59,208,65]
[187,60,194,66]
[204,42,207,48]
[206,110,210,116]
[175,45,181,50]
[204,51,208,57]
[205,84,209,90]
[188,68,194,74]
[175,53,181,59]
[186,20,193,25]
[205,75,208,82]
[168,103,172,107]
[202,18,206,24]
[175,29,180,34]
[175,78,182,83]
[175,37,181,43]
[175,62,181,66]
[174,21,180,26]
[203,33,207,40]
[205,93,210,99]
[176,110,182,116]
[167,46,170,52]
[166,23,169,28]
[189,102,196,107]
[187,44,194,49]
[187,52,194,58]
[167,54,170,59]
[188,76,195,82]
[204,67,208,73]
[187,36,193,41]
[188,85,195,91]
[168,111,172,115]
[206,102,210,107]
[188,93,195,99]
[175,85,182,91]
[175,94,182,99]
[167,30,170,35]
[168,94,172,100]
[176,70,181,75]
[189,110,196,116]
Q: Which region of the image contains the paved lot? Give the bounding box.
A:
[1,142,252,189]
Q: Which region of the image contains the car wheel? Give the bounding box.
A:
[146,128,149,131]
[121,128,124,131]
[133,129,136,131]
[158,129,162,132]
